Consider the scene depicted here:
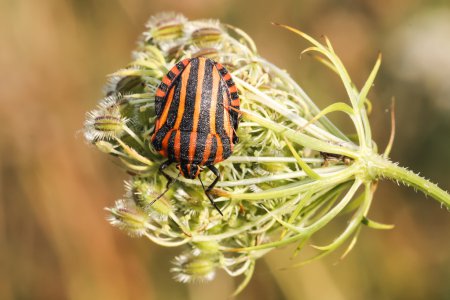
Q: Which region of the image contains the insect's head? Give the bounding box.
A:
[177,163,201,179]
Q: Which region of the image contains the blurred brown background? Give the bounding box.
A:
[1,0,449,299]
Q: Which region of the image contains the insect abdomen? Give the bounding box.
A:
[153,130,232,164]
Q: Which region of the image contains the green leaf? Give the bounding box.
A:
[358,53,382,108]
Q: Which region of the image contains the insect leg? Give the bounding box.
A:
[198,176,223,216]
[159,160,174,186]
[199,164,223,215]
[149,160,178,206]
[206,165,220,192]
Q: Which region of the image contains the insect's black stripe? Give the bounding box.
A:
[197,59,214,134]
[180,163,189,178]
[167,130,177,160]
[231,92,239,100]
[220,134,231,159]
[193,132,208,164]
[225,79,234,86]
[230,110,239,131]
[179,130,191,164]
[166,77,183,128]
[192,59,215,164]
[151,124,170,150]
[159,82,168,92]
[206,136,218,165]
[189,165,197,178]
[167,70,176,80]
[180,58,199,131]
[219,67,228,76]
[176,61,185,71]
[155,96,165,117]
[215,81,226,135]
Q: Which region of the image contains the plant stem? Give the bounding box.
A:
[370,155,450,208]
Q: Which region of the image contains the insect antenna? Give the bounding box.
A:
[198,175,223,216]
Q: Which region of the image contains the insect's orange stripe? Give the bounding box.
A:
[222,72,231,81]
[174,63,192,130]
[161,130,172,157]
[214,134,223,163]
[228,85,238,94]
[209,68,220,134]
[180,58,190,67]
[156,88,166,97]
[174,130,181,161]
[158,86,176,127]
[162,76,171,86]
[231,99,240,106]
[192,58,206,132]
[188,132,197,162]
[201,134,212,165]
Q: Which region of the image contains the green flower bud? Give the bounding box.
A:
[191,27,223,44]
[129,179,174,217]
[144,12,186,48]
[171,251,221,283]
[84,95,128,142]
[107,199,148,237]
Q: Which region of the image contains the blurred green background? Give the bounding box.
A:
[1,0,449,299]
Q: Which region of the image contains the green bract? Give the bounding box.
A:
[84,12,450,294]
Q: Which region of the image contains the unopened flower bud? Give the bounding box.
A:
[171,251,221,283]
[107,199,148,237]
[84,96,127,142]
[95,141,115,154]
[131,179,174,216]
[145,12,186,42]
[191,27,223,44]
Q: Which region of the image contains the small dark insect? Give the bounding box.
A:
[320,151,352,167]
[150,57,240,215]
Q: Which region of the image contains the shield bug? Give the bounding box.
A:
[150,57,240,215]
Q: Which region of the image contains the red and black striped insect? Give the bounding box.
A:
[150,57,240,215]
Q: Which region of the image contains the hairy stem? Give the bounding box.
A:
[369,155,450,208]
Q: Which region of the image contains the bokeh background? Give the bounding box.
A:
[1,0,450,299]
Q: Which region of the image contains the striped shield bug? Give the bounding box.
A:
[150,57,240,215]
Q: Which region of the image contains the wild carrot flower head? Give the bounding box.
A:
[84,12,450,294]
